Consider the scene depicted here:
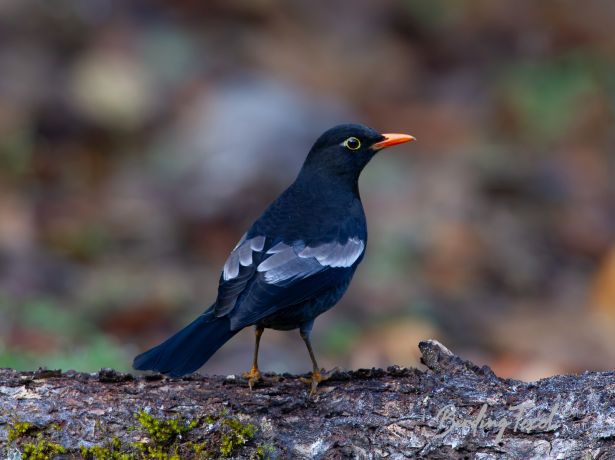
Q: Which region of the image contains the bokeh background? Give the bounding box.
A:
[1,0,615,381]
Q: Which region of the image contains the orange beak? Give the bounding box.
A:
[372,133,416,150]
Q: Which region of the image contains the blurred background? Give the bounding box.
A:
[1,0,615,381]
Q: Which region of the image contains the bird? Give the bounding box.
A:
[133,123,415,394]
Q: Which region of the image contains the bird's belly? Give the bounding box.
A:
[257,280,351,331]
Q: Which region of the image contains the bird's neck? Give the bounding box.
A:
[294,166,360,199]
[253,167,366,243]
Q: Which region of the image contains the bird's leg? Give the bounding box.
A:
[299,323,335,396]
[242,325,264,389]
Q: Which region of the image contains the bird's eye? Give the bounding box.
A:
[343,137,361,151]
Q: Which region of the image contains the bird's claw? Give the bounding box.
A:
[300,368,338,396]
[242,366,262,390]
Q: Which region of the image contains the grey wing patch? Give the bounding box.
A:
[256,243,322,284]
[250,235,266,251]
[299,237,365,267]
[223,235,266,280]
[256,237,364,284]
[257,244,295,271]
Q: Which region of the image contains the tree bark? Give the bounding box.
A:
[0,340,613,459]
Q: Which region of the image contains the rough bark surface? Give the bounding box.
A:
[0,340,613,459]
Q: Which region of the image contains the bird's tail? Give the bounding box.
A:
[133,308,236,377]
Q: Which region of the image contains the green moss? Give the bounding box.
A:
[7,410,269,459]
[202,414,216,425]
[80,437,133,460]
[132,409,261,458]
[8,421,37,443]
[48,423,62,432]
[135,409,198,446]
[219,417,256,457]
[20,439,66,460]
[7,420,68,459]
[132,410,258,458]
[132,443,181,460]
[254,443,276,460]
[186,441,210,458]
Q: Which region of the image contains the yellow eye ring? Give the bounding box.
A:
[343,137,361,150]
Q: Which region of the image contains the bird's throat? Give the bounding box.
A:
[295,165,361,199]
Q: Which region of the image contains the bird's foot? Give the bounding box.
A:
[242,366,262,390]
[300,368,338,396]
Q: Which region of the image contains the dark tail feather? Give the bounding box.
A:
[133,309,236,377]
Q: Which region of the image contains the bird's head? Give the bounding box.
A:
[301,124,415,182]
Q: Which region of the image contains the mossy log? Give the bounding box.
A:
[0,340,613,459]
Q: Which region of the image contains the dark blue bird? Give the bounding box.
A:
[133,123,415,393]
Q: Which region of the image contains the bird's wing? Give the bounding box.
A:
[213,234,365,330]
[213,233,265,317]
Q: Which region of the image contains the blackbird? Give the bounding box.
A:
[133,123,415,393]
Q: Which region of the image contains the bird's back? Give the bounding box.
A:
[249,172,368,246]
